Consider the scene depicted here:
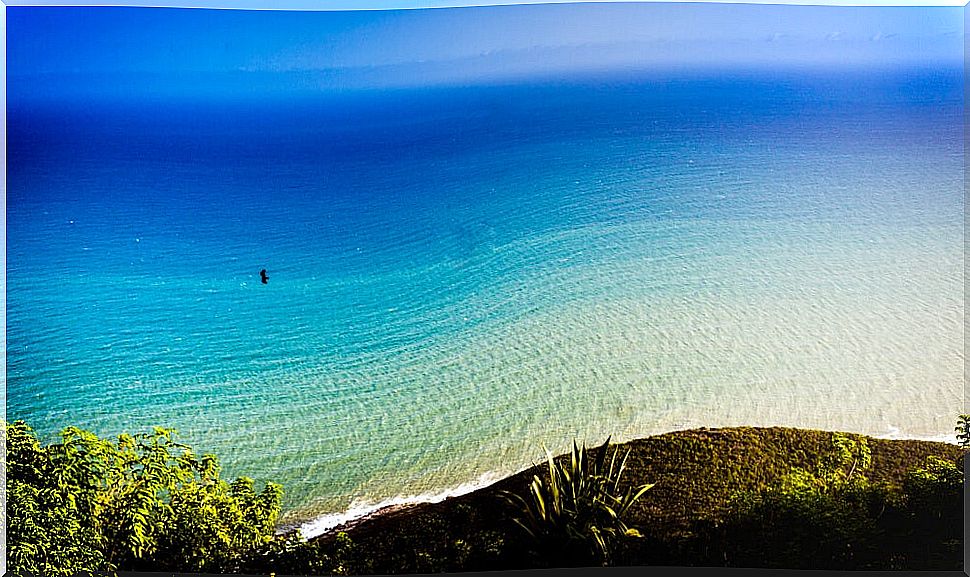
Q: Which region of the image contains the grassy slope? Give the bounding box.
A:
[298,426,964,574]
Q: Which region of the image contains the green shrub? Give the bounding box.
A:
[888,455,964,569]
[712,433,890,569]
[903,455,961,511]
[706,432,966,570]
[6,420,282,576]
[501,436,653,567]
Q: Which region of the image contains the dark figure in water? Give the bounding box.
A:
[260,269,269,284]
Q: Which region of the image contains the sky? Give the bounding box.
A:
[6,3,966,101]
[4,0,969,7]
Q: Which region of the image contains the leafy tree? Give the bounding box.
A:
[713,433,889,569]
[6,421,108,575]
[707,431,967,570]
[904,455,962,510]
[6,420,283,576]
[240,529,372,576]
[501,436,653,567]
[888,455,964,569]
[782,432,872,494]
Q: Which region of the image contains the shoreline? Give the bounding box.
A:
[283,471,508,539]
[285,424,961,540]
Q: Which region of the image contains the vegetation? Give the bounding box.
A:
[7,420,965,575]
[6,420,283,576]
[283,426,964,574]
[500,437,653,566]
[702,433,892,568]
[670,431,964,570]
[893,455,964,568]
[955,414,970,447]
[239,528,370,576]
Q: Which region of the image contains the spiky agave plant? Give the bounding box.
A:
[501,436,654,566]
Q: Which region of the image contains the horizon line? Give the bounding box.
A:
[3,0,968,9]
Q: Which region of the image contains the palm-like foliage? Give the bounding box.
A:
[954,415,970,448]
[501,436,653,566]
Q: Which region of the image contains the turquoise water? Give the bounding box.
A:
[7,70,964,530]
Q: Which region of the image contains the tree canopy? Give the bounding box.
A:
[6,420,283,576]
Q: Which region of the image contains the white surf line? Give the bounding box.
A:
[872,425,960,445]
[284,425,962,539]
[289,470,509,539]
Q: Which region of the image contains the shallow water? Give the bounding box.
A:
[7,69,964,527]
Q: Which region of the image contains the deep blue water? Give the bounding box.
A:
[7,67,964,527]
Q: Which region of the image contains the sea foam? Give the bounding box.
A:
[293,471,507,539]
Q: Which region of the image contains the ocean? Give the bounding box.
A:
[7,67,964,533]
